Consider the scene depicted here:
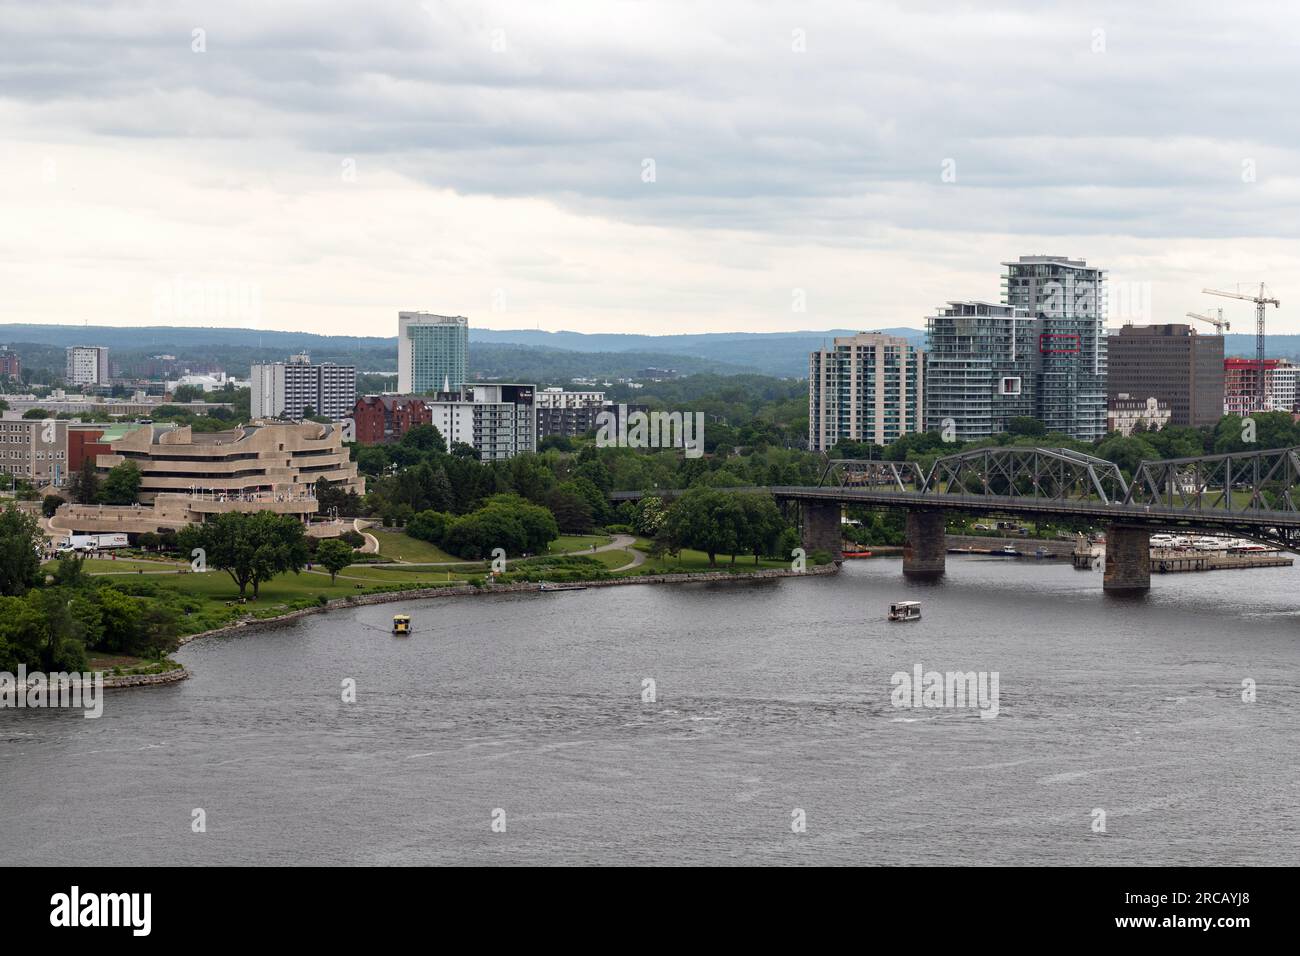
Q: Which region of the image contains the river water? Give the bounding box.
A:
[2,556,1297,866]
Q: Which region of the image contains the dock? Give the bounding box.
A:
[1151,550,1293,573]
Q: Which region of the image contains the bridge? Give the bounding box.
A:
[611,445,1300,593]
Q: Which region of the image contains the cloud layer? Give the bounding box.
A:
[3,0,1300,336]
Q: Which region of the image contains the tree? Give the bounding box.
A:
[42,494,65,518]
[316,539,354,584]
[21,408,50,419]
[400,423,447,454]
[738,494,786,565]
[99,461,142,505]
[177,511,310,598]
[659,488,743,567]
[65,457,101,505]
[0,504,42,597]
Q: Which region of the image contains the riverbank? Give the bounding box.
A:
[177,562,839,646]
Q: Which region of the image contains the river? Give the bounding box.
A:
[2,556,1297,865]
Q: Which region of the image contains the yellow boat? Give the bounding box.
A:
[392,614,411,635]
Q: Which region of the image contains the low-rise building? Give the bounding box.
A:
[1107,394,1172,436]
[95,420,364,503]
[352,395,434,444]
[0,415,69,487]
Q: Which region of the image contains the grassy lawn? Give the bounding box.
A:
[371,532,460,563]
[548,534,614,554]
[586,548,636,570]
[636,547,792,574]
[87,652,183,676]
[44,557,188,574]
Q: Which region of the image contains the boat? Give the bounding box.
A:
[392,614,411,635]
[996,545,1021,556]
[539,583,588,592]
[842,549,873,559]
[888,600,922,622]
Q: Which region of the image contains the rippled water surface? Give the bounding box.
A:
[3,556,1297,865]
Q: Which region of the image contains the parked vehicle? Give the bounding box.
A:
[57,533,130,553]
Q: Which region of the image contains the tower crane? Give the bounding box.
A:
[1202,283,1279,410]
[1185,310,1229,334]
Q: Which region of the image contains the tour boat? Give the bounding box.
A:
[888,600,922,622]
[996,545,1021,556]
[842,549,873,559]
[392,614,411,635]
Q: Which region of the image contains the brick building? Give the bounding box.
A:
[353,395,434,444]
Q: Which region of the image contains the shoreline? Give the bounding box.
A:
[177,562,841,647]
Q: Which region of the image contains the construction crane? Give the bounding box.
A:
[1203,283,1279,411]
[1185,310,1229,334]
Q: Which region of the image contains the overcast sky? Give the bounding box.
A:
[3,0,1300,337]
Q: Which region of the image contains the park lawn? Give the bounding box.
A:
[548,534,613,554]
[586,548,636,570]
[44,557,188,574]
[636,547,792,574]
[306,565,471,586]
[371,532,460,563]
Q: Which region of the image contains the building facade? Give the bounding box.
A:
[0,415,68,486]
[1106,324,1224,428]
[1107,394,1172,436]
[808,333,924,452]
[924,301,1036,440]
[1224,358,1277,417]
[535,388,606,438]
[95,420,364,504]
[0,347,19,379]
[1268,360,1299,414]
[467,384,536,457]
[352,395,434,444]
[250,353,357,420]
[65,346,110,386]
[1003,255,1107,440]
[397,312,469,395]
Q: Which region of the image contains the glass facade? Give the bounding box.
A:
[1002,256,1108,441]
[398,313,468,395]
[925,301,1036,440]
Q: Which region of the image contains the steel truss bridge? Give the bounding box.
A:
[612,445,1300,551]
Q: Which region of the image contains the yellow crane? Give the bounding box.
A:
[1202,283,1279,410]
[1185,310,1229,334]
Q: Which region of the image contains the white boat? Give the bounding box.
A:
[888,601,922,622]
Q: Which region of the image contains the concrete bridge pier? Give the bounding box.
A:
[801,500,843,563]
[903,510,946,578]
[1103,524,1150,594]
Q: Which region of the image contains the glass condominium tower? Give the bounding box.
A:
[924,301,1037,441]
[397,312,469,395]
[1002,255,1108,441]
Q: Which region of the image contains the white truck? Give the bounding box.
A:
[59,533,130,553]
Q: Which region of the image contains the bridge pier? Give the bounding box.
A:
[903,510,946,578]
[1103,525,1150,594]
[801,500,843,563]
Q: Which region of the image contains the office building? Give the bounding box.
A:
[1268,360,1299,414]
[65,346,110,386]
[467,384,536,457]
[1106,324,1224,428]
[808,333,924,452]
[397,312,469,395]
[924,301,1036,440]
[1002,255,1108,441]
[250,353,357,420]
[95,420,364,504]
[0,415,69,486]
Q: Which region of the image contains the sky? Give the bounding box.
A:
[3,0,1300,337]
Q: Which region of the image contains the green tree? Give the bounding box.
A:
[660,488,743,567]
[178,511,310,598]
[400,423,447,454]
[316,538,354,584]
[0,504,42,597]
[738,494,786,565]
[42,493,65,518]
[99,461,142,505]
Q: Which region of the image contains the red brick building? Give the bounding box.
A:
[353,395,434,444]
[0,349,19,379]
